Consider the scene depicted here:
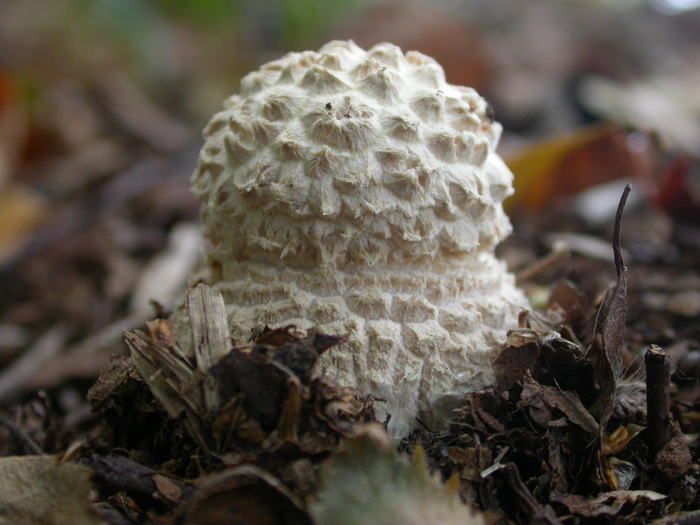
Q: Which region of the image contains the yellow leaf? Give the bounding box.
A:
[0,184,46,263]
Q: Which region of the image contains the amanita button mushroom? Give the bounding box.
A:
[182,41,527,437]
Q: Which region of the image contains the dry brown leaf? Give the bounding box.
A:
[518,374,598,434]
[86,355,136,411]
[553,490,666,520]
[587,185,631,486]
[493,342,540,396]
[179,464,309,525]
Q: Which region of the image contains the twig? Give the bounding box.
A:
[645,344,672,454]
[612,184,631,279]
[0,325,69,403]
[0,415,44,455]
[499,463,562,525]
[515,242,570,284]
[83,454,193,505]
[0,314,147,400]
[69,310,150,355]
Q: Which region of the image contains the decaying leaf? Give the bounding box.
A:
[501,310,591,396]
[586,184,632,487]
[0,455,104,525]
[310,425,486,525]
[590,185,631,420]
[553,490,666,521]
[86,355,137,411]
[653,433,693,482]
[518,373,598,434]
[493,342,540,396]
[210,347,301,439]
[178,464,310,525]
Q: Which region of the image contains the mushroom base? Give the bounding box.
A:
[174,252,526,438]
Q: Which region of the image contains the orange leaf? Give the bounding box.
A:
[0,184,46,264]
[506,124,655,210]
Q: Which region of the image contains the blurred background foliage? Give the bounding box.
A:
[2,0,698,210]
[3,0,699,126]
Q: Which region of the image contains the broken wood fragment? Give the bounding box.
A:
[186,283,229,413]
[645,344,672,454]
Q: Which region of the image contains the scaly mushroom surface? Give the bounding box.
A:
[181,40,527,437]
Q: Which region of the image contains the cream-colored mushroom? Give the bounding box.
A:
[180,40,527,438]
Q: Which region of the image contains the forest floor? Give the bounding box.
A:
[0,2,699,524]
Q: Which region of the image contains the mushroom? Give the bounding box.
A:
[179,41,528,438]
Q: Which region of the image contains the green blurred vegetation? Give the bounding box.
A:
[1,0,366,122]
[81,0,363,117]
[90,0,363,49]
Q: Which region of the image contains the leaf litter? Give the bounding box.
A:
[0,185,679,524]
[1,4,700,522]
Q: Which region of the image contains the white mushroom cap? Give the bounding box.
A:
[187,41,527,437]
